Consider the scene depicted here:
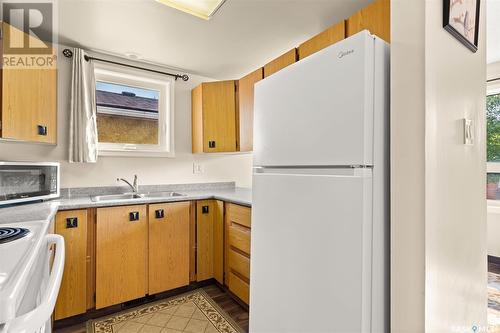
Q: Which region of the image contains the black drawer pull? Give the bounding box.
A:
[208,141,216,148]
[37,125,48,136]
[129,211,140,221]
[66,217,78,228]
[155,209,165,219]
[202,205,209,214]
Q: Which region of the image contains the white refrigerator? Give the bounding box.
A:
[249,31,389,333]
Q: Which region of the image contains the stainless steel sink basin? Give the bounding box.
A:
[90,193,145,202]
[90,191,185,202]
[141,191,186,198]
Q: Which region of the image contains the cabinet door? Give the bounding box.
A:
[1,23,57,143]
[196,200,223,282]
[202,81,237,152]
[149,202,190,294]
[298,21,345,59]
[2,68,57,143]
[263,49,297,78]
[238,68,263,152]
[96,205,147,309]
[346,0,390,43]
[54,210,87,320]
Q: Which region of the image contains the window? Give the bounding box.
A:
[487,81,500,199]
[94,62,174,157]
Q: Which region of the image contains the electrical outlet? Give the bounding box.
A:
[193,162,204,174]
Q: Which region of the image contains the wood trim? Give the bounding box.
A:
[191,84,203,153]
[345,0,390,43]
[263,49,297,78]
[86,208,96,310]
[190,201,197,282]
[213,200,224,284]
[298,21,346,59]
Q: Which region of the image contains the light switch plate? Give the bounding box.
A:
[193,162,204,174]
[464,118,474,145]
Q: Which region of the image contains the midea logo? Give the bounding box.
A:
[338,49,354,59]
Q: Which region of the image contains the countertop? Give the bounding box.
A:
[0,185,251,225]
[56,187,252,210]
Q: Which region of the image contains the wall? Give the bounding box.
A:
[392,0,487,332]
[0,48,253,188]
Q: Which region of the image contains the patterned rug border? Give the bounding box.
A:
[86,288,244,333]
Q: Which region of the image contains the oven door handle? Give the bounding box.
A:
[5,234,65,333]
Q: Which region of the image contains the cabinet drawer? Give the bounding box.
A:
[228,249,250,280]
[226,204,251,228]
[228,272,249,304]
[228,224,250,255]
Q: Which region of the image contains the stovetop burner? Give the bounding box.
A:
[0,227,30,244]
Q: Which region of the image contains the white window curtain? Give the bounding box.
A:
[69,48,98,163]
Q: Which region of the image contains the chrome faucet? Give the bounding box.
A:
[117,175,139,193]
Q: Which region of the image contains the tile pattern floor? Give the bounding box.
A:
[54,285,248,333]
[90,290,241,333]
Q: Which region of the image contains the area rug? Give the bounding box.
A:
[87,289,243,333]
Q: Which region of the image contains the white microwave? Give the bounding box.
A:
[0,162,60,206]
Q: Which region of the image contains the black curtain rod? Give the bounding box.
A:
[62,48,189,81]
[487,77,500,83]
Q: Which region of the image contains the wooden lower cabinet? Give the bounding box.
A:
[95,205,148,309]
[196,200,224,283]
[148,202,190,294]
[225,203,252,304]
[54,200,251,319]
[54,209,88,320]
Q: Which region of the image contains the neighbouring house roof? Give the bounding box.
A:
[96,90,158,113]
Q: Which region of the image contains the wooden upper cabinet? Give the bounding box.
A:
[54,210,88,320]
[346,0,390,43]
[0,22,57,144]
[192,81,237,153]
[237,68,263,152]
[298,22,346,60]
[263,49,297,78]
[95,205,148,309]
[196,200,223,283]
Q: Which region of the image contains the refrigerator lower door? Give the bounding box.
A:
[250,168,373,333]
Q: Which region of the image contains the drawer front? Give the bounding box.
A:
[228,224,251,255]
[228,272,250,304]
[227,204,251,228]
[228,249,250,280]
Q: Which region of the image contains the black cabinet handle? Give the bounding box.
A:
[202,205,209,214]
[66,217,78,228]
[155,209,165,219]
[208,141,216,148]
[37,125,47,136]
[129,211,140,221]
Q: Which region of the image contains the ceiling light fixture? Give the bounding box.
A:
[155,0,227,20]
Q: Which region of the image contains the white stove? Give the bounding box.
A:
[0,219,65,333]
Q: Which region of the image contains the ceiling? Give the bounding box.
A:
[57,0,372,79]
[488,0,500,64]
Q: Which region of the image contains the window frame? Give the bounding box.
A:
[93,62,175,157]
[487,80,500,204]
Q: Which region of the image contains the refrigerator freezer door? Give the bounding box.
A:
[253,31,376,167]
[250,168,373,333]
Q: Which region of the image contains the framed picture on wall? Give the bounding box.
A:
[443,0,481,52]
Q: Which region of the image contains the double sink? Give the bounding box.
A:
[91,191,186,202]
